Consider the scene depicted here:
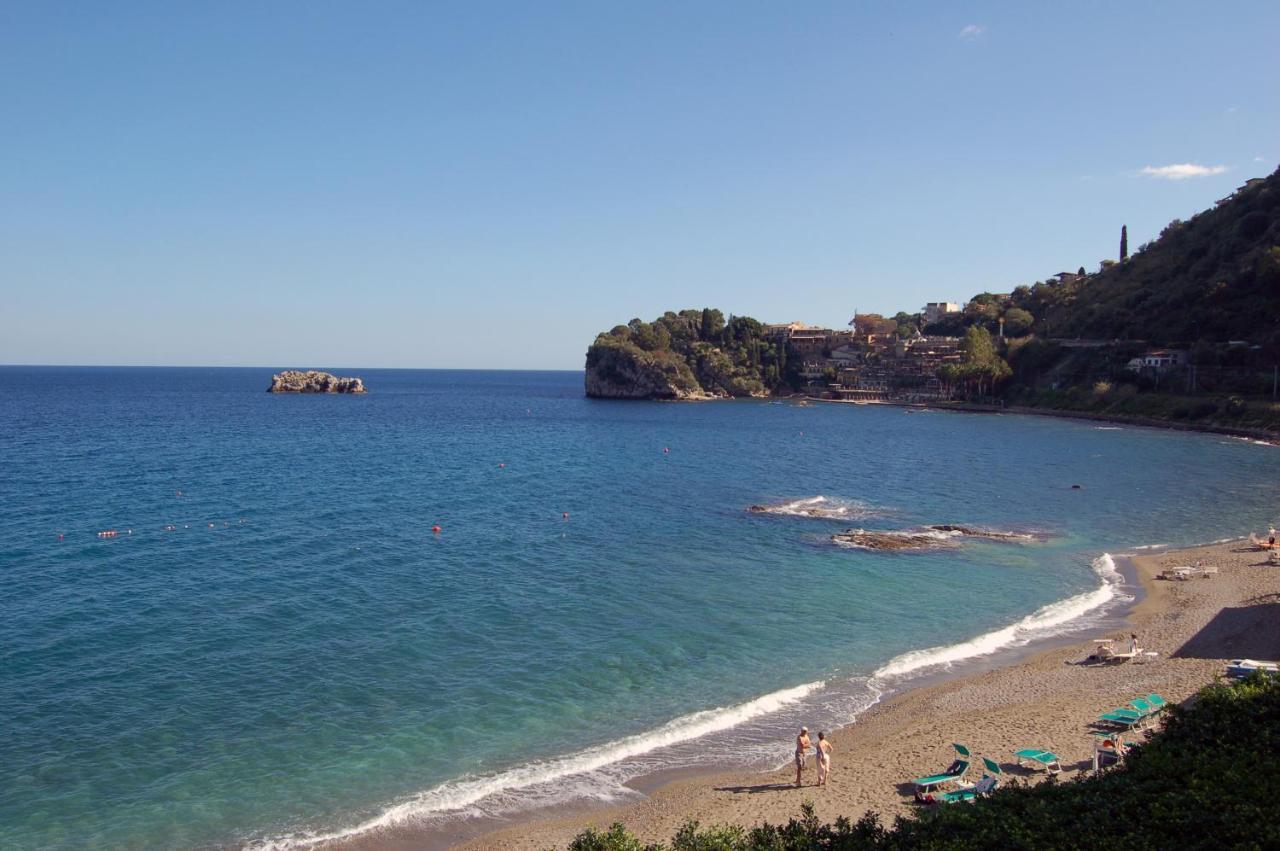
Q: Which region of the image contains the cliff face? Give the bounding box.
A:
[267,370,367,394]
[584,339,716,400]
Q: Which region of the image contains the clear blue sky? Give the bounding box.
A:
[3,2,1277,369]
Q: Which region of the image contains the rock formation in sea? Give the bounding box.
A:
[267,370,367,394]
[831,525,1036,551]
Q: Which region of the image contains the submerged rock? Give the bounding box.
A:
[832,525,1037,551]
[267,370,367,394]
[925,525,1035,542]
[831,529,961,551]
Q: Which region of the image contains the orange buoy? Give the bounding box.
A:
[432,525,442,534]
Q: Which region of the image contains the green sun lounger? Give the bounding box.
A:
[1130,698,1158,718]
[911,744,970,800]
[940,758,1003,804]
[1013,748,1061,773]
[1145,693,1168,712]
[1098,710,1143,729]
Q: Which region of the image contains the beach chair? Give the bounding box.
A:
[1013,748,1062,774]
[1092,732,1127,771]
[1129,698,1159,719]
[1145,693,1168,713]
[940,758,1003,804]
[911,744,970,801]
[1098,709,1144,730]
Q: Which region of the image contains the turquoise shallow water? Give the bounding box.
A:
[1,366,1278,849]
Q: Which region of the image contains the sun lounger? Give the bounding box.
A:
[1130,698,1158,718]
[1013,748,1062,774]
[911,744,970,800]
[1092,732,1127,771]
[1225,659,1280,679]
[1145,693,1168,712]
[940,758,1003,804]
[1098,710,1144,729]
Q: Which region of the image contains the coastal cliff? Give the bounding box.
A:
[584,309,787,400]
[584,336,715,399]
[267,370,367,394]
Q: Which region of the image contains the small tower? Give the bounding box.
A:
[1120,225,1129,261]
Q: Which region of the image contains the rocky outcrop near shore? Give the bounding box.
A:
[585,339,718,400]
[267,370,367,394]
[832,525,1037,551]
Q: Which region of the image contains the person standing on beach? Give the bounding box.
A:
[816,731,832,786]
[794,727,810,787]
[1129,633,1139,655]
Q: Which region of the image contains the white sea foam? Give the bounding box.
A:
[255,681,824,849]
[752,495,882,521]
[872,554,1126,681]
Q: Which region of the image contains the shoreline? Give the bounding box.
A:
[807,396,1280,443]
[408,536,1273,850]
[328,537,1273,851]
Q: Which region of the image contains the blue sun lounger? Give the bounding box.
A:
[1013,748,1062,774]
[911,744,970,801]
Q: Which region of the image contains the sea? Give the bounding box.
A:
[2,366,1277,849]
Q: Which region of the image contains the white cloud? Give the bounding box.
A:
[1140,163,1228,180]
[1255,156,1267,163]
[959,24,984,39]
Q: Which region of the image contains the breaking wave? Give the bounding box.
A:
[872,553,1126,680]
[747,496,883,521]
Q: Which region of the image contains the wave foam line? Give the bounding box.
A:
[256,681,823,849]
[872,554,1125,681]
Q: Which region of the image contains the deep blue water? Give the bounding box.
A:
[2,366,1277,849]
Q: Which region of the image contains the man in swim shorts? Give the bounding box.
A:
[795,727,810,787]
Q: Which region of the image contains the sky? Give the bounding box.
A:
[2,2,1278,369]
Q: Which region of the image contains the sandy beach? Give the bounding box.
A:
[347,536,1280,850]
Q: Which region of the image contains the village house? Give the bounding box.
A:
[1126,350,1188,372]
[922,302,961,324]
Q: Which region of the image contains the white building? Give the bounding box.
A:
[922,302,961,324]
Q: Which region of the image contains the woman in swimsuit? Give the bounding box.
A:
[816,731,832,786]
[794,727,810,787]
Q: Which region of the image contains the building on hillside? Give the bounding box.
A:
[762,321,807,339]
[1126,350,1188,372]
[1053,271,1082,285]
[922,302,961,324]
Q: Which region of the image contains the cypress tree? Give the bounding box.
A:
[1120,225,1129,261]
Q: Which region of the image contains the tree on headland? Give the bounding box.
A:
[939,326,1011,399]
[1120,224,1128,261]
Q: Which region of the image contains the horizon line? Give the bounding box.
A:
[0,363,586,373]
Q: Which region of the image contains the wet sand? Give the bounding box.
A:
[341,538,1280,850]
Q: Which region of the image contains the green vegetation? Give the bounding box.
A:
[586,309,793,398]
[937,327,1011,399]
[560,675,1280,850]
[929,168,1280,349]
